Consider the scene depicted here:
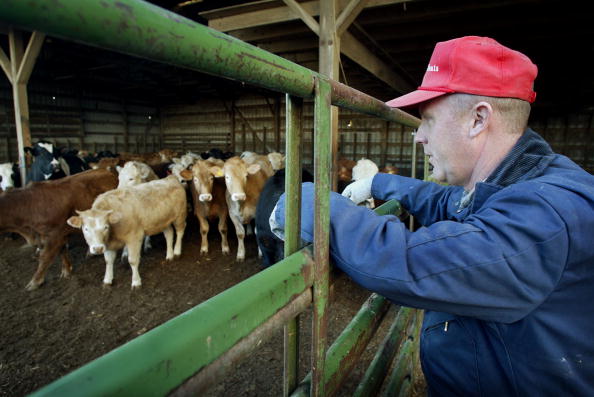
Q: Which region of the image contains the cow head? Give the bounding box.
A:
[25,141,61,180]
[117,161,152,188]
[67,209,122,255]
[222,157,260,202]
[0,162,15,191]
[190,159,224,202]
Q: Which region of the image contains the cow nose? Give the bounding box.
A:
[231,193,246,202]
[199,194,212,202]
[90,245,105,255]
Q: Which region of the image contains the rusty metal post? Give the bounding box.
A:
[283,94,305,396]
[312,77,332,397]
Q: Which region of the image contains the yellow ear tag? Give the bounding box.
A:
[215,170,224,177]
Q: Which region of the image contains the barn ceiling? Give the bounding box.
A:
[2,0,594,117]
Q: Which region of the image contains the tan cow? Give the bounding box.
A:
[180,158,229,255]
[240,151,275,178]
[216,156,268,262]
[67,175,187,288]
[0,169,118,290]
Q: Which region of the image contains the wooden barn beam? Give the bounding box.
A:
[4,28,45,183]
[282,0,319,35]
[336,0,367,36]
[205,0,411,32]
[217,2,414,94]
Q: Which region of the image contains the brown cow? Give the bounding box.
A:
[0,169,118,290]
[216,156,268,262]
[180,158,229,255]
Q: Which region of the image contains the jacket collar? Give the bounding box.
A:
[467,128,555,213]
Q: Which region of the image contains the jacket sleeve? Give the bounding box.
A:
[371,173,463,225]
[274,182,568,323]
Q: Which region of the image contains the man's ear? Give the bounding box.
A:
[469,101,492,138]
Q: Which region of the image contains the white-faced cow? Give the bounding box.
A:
[67,175,187,289]
[0,162,18,191]
[216,156,268,262]
[0,168,118,290]
[180,158,229,256]
[117,161,159,188]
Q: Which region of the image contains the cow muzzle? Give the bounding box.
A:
[199,193,212,202]
[231,193,246,202]
[90,245,105,255]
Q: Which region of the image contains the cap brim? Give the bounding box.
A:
[385,90,449,108]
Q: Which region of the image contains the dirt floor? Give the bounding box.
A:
[0,217,404,397]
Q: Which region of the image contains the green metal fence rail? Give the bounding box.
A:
[0,1,422,396]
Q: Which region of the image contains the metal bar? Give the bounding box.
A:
[290,293,391,397]
[353,307,414,397]
[0,0,315,99]
[312,76,332,397]
[330,80,420,128]
[0,0,420,127]
[29,250,314,397]
[173,289,312,396]
[380,337,414,397]
[283,94,305,396]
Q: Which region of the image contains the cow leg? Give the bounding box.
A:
[164,225,175,261]
[229,214,246,262]
[143,236,152,253]
[59,244,73,279]
[26,235,65,290]
[103,249,117,286]
[218,214,230,255]
[126,238,143,289]
[197,215,209,255]
[173,218,186,258]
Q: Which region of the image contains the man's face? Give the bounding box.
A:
[415,95,476,187]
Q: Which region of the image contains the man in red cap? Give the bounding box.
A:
[272,36,594,395]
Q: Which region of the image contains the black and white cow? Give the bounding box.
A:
[0,162,20,191]
[254,168,314,268]
[25,141,63,183]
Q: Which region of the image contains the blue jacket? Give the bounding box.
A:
[274,129,594,396]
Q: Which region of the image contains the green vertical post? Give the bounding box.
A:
[312,77,332,397]
[284,94,304,396]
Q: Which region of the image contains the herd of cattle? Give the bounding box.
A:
[0,141,398,291]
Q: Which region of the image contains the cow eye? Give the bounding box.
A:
[103,225,108,230]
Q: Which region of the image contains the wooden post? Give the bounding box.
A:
[230,101,235,153]
[121,99,129,152]
[2,29,45,183]
[242,123,246,152]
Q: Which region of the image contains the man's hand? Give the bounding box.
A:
[342,177,374,205]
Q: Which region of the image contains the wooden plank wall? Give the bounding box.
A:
[2,85,593,177]
[0,83,161,162]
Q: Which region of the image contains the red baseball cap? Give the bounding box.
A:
[386,36,538,108]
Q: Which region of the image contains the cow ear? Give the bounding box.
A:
[116,165,122,173]
[247,163,261,175]
[67,216,82,228]
[179,169,192,180]
[140,167,150,179]
[211,166,224,178]
[108,211,122,224]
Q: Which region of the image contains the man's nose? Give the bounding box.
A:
[413,130,427,144]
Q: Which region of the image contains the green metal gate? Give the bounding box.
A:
[0,1,422,395]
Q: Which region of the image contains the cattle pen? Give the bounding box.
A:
[0,1,424,396]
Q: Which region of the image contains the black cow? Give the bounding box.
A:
[25,141,63,183]
[200,148,234,161]
[255,168,314,268]
[55,147,89,176]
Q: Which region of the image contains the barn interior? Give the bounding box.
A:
[1,0,593,175]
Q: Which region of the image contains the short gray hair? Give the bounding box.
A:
[451,93,531,134]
